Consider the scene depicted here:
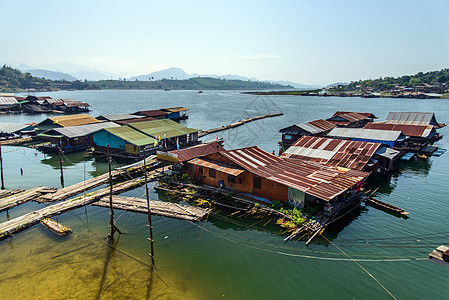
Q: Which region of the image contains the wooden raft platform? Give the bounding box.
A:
[0,178,145,240]
[198,113,284,137]
[0,186,57,213]
[41,158,158,202]
[93,196,209,222]
[428,245,449,268]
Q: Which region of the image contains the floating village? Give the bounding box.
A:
[0,92,447,264]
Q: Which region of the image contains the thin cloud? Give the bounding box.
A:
[240,54,283,60]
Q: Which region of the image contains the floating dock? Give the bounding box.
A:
[428,245,449,268]
[198,113,284,137]
[93,195,209,221]
[0,186,57,212]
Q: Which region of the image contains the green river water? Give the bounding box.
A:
[0,90,448,299]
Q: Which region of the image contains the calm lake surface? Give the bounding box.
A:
[0,90,449,299]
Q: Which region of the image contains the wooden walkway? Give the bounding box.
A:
[0,178,145,240]
[0,187,57,212]
[93,196,209,222]
[41,157,158,202]
[198,113,284,137]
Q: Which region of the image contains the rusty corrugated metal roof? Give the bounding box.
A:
[386,112,437,126]
[49,114,100,127]
[162,107,189,113]
[364,122,434,138]
[189,157,245,176]
[169,142,224,162]
[115,116,156,125]
[135,110,168,117]
[282,136,381,170]
[332,111,377,119]
[216,146,369,201]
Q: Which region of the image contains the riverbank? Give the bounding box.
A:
[243,90,446,99]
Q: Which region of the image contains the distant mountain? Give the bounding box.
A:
[129,67,190,81]
[23,69,77,81]
[129,67,316,88]
[38,61,112,80]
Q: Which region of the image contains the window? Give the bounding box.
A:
[209,168,216,178]
[198,166,203,174]
[227,174,236,184]
[253,177,261,189]
[285,134,293,140]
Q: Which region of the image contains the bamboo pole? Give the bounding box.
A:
[0,143,5,190]
[143,151,155,265]
[107,144,121,240]
[58,147,64,188]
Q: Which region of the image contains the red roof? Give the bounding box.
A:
[216,146,369,201]
[333,111,377,119]
[115,116,156,125]
[169,142,224,162]
[135,110,168,117]
[281,136,381,170]
[364,122,433,138]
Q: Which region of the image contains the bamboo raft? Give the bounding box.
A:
[0,178,145,240]
[284,219,324,245]
[0,189,23,199]
[41,157,159,202]
[93,196,209,222]
[40,217,72,235]
[198,113,284,137]
[0,186,57,212]
[0,137,34,145]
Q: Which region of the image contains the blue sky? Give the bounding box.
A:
[1,0,448,85]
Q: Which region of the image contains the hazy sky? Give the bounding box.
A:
[1,0,448,85]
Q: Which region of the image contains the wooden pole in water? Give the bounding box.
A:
[107,144,122,239]
[58,147,64,188]
[0,143,4,190]
[143,150,155,265]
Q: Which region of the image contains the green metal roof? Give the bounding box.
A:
[104,126,155,146]
[129,119,199,139]
[38,133,64,138]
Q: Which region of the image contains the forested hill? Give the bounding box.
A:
[95,77,292,90]
[0,65,292,92]
[335,68,449,91]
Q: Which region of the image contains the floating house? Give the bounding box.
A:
[93,126,156,158]
[161,107,189,121]
[0,96,20,111]
[93,119,200,158]
[0,123,36,139]
[385,112,445,128]
[36,114,101,133]
[183,146,369,209]
[281,136,400,174]
[37,122,120,152]
[127,119,199,148]
[326,127,406,148]
[133,110,169,120]
[279,119,336,150]
[326,112,373,128]
[96,113,145,123]
[364,122,438,151]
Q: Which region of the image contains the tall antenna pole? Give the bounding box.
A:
[144,150,155,265]
[0,143,4,190]
[107,144,121,240]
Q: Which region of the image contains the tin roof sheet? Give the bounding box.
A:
[129,119,199,138]
[162,107,189,113]
[0,97,19,105]
[44,122,120,138]
[0,123,34,133]
[104,126,155,146]
[364,122,433,138]
[327,127,403,141]
[189,157,245,176]
[134,110,168,117]
[329,112,370,123]
[282,136,381,170]
[48,114,100,127]
[332,111,377,119]
[386,112,436,126]
[168,142,224,162]
[115,116,156,125]
[216,146,369,201]
[97,113,144,122]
